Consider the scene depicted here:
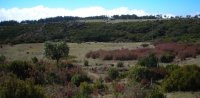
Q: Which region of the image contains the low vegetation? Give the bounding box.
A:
[86,42,200,62]
[0,74,47,98]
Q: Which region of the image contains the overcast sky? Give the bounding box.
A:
[0,0,200,21]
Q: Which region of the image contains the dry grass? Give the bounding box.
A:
[1,42,200,66]
[166,92,200,98]
[0,42,146,65]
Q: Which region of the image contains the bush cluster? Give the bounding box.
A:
[160,52,175,63]
[71,74,90,86]
[162,65,200,92]
[6,61,32,80]
[0,74,47,98]
[108,68,119,80]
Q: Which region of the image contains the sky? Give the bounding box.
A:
[0,0,200,21]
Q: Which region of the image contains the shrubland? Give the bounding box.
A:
[1,19,200,44]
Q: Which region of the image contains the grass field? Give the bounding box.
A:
[1,42,200,66]
[0,42,148,65]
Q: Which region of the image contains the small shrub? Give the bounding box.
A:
[146,89,165,98]
[141,43,149,47]
[160,52,175,63]
[32,57,38,64]
[138,53,158,68]
[71,74,90,86]
[108,68,119,80]
[7,61,32,79]
[93,78,105,90]
[84,60,89,66]
[110,64,114,67]
[30,69,45,85]
[46,72,60,84]
[0,54,6,64]
[80,82,92,94]
[35,64,45,72]
[72,93,88,98]
[116,62,124,67]
[113,83,125,93]
[118,72,128,79]
[128,65,150,82]
[165,64,180,74]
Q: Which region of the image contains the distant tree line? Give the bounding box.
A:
[1,14,200,25]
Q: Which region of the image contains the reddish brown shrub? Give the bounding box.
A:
[85,42,200,61]
[114,83,125,93]
[140,79,150,85]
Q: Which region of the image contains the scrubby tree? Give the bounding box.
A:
[44,41,69,63]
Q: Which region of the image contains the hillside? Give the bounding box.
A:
[0,18,200,44]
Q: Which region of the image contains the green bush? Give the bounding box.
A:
[35,64,45,72]
[108,68,119,80]
[71,74,90,86]
[84,60,89,66]
[0,74,47,98]
[146,89,165,98]
[138,53,158,68]
[165,64,180,74]
[129,65,166,83]
[128,65,150,82]
[0,54,6,64]
[160,52,175,63]
[80,82,92,94]
[7,61,32,79]
[46,72,61,84]
[72,93,88,98]
[116,62,124,67]
[162,65,200,92]
[31,57,38,64]
[93,78,105,90]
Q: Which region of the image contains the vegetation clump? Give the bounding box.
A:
[162,65,200,92]
[0,74,47,98]
[0,54,6,64]
[6,61,32,80]
[138,53,159,68]
[160,52,175,63]
[108,68,119,80]
[71,74,90,86]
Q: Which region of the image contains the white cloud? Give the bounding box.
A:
[0,5,149,21]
